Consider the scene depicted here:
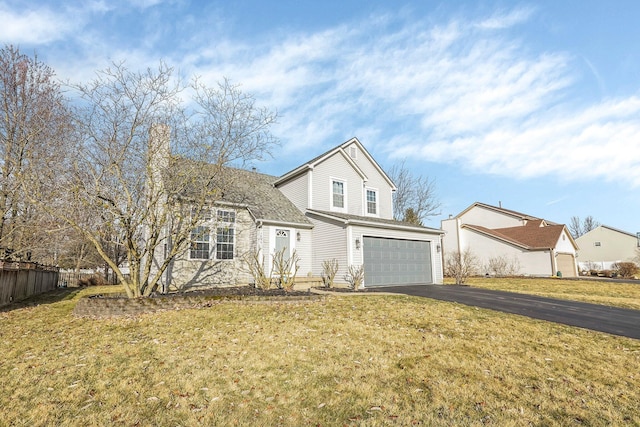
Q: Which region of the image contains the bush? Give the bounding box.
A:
[344,265,364,290]
[78,274,106,286]
[613,262,639,279]
[484,255,521,277]
[445,249,479,285]
[321,259,339,288]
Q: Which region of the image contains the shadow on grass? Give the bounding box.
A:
[0,287,84,314]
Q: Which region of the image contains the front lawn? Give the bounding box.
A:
[458,277,640,310]
[1,285,639,426]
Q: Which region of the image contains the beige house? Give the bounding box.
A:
[154,137,445,290]
[575,225,640,271]
[442,203,579,277]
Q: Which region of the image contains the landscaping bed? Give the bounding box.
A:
[74,286,322,319]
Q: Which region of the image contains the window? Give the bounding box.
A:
[216,209,235,260]
[217,209,236,223]
[332,180,345,209]
[190,226,210,259]
[216,227,234,259]
[366,189,377,215]
[190,209,235,260]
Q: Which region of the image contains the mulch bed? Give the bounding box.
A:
[76,286,322,319]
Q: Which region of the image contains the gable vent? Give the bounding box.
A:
[349,146,357,159]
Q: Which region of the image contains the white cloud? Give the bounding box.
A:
[194,7,639,187]
[13,3,640,187]
[0,3,79,44]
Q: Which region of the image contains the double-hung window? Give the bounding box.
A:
[366,189,378,215]
[190,209,235,260]
[215,209,235,260]
[190,226,211,259]
[332,180,345,210]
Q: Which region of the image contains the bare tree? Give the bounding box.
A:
[444,249,479,284]
[0,45,71,261]
[569,215,600,238]
[388,161,441,225]
[31,62,277,298]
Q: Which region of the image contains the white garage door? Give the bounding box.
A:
[363,237,432,287]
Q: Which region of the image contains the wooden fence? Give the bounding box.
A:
[0,261,60,307]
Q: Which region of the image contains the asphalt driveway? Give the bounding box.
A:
[370,284,640,340]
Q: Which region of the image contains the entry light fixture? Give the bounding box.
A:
[296,231,301,241]
[436,244,441,253]
[355,238,361,249]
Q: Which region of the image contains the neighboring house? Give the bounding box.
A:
[575,225,640,271]
[155,137,444,291]
[442,202,579,277]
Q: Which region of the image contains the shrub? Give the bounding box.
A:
[445,249,479,285]
[344,265,364,290]
[613,262,639,279]
[244,250,272,290]
[485,255,521,277]
[321,259,339,288]
[272,248,300,291]
[78,274,106,286]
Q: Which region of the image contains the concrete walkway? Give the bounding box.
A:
[369,285,640,340]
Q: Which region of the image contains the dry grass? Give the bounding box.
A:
[457,277,640,310]
[1,285,639,426]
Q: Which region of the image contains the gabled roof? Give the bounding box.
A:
[274,137,396,190]
[581,225,638,239]
[220,168,313,227]
[463,222,574,250]
[167,157,312,227]
[307,209,444,234]
[456,202,559,225]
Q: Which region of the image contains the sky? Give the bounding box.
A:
[1,0,639,234]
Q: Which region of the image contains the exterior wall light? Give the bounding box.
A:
[296,231,301,242]
[355,238,361,249]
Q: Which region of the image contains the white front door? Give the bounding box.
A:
[275,229,291,262]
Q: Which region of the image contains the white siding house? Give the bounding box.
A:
[153,136,444,290]
[275,137,444,287]
[576,225,640,271]
[442,203,579,277]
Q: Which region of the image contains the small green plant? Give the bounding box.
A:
[344,264,364,290]
[321,259,339,288]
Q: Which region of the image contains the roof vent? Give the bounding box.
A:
[349,146,357,159]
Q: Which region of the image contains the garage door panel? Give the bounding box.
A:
[363,236,432,287]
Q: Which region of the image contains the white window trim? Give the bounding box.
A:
[365,187,379,217]
[189,226,211,260]
[330,177,347,212]
[189,208,236,261]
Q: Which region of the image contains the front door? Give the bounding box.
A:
[275,229,290,262]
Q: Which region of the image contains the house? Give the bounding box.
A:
[441,202,578,277]
[575,225,640,272]
[155,137,444,291]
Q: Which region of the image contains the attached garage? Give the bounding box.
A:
[556,253,577,277]
[363,237,433,287]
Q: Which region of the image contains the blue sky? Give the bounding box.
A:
[1,0,639,233]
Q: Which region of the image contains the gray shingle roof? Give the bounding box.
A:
[307,209,443,234]
[167,157,311,226]
[221,168,312,226]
